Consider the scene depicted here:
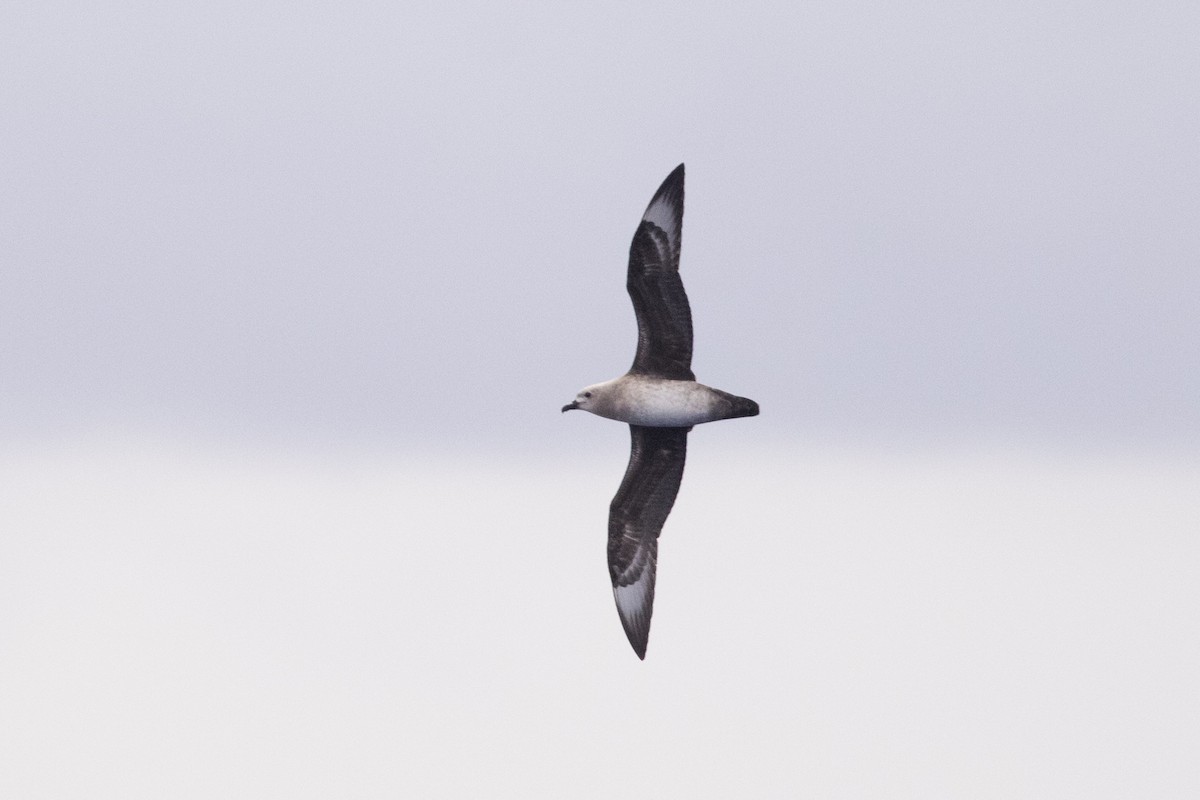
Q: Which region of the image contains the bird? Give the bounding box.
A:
[562,164,759,659]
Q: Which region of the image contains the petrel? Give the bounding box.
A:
[562,164,759,659]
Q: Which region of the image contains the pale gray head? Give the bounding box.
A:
[561,383,605,414]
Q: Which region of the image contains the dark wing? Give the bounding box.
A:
[608,424,689,659]
[627,163,694,381]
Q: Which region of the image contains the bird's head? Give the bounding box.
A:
[561,385,601,414]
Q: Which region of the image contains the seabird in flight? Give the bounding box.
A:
[562,164,759,659]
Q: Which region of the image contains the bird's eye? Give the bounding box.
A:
[584,392,592,398]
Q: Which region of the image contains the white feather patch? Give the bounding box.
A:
[642,196,679,249]
[613,567,653,626]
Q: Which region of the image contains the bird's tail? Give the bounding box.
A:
[716,390,759,419]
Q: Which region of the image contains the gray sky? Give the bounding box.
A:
[2,3,1199,797]
[3,1,1198,453]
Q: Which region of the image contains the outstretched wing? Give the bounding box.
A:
[608,424,690,659]
[627,163,694,381]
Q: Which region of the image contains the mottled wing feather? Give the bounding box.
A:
[627,163,694,381]
[608,424,690,659]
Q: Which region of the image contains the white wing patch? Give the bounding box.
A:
[642,195,679,252]
[613,567,653,629]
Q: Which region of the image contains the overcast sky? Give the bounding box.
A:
[3,1,1197,454]
[2,2,1198,797]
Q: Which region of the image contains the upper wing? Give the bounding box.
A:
[608,424,690,659]
[627,163,694,381]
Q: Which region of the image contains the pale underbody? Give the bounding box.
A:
[574,374,740,427]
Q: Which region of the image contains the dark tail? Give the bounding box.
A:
[717,390,759,420]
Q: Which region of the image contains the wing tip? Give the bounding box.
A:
[646,163,685,212]
[666,162,684,186]
[613,567,656,660]
[632,639,648,660]
[620,613,651,660]
[637,163,687,271]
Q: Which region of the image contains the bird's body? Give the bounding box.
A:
[562,164,758,659]
[567,375,758,428]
